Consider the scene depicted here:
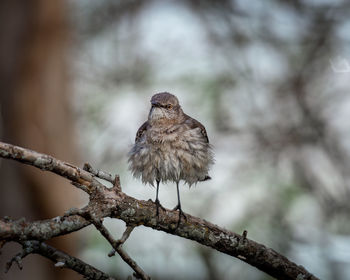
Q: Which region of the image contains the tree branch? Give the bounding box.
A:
[83,162,116,186]
[6,240,116,280]
[76,210,149,280]
[0,214,90,241]
[0,142,319,280]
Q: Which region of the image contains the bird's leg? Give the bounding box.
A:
[155,180,165,218]
[173,182,187,226]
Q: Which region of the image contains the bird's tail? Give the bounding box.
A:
[201,175,211,181]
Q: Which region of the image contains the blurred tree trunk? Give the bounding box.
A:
[0,1,80,279]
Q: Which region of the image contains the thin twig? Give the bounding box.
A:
[83,162,122,192]
[81,212,149,280]
[108,226,135,257]
[112,175,122,192]
[5,246,31,273]
[242,230,247,241]
[84,163,115,185]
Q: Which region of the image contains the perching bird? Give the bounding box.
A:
[128,92,214,224]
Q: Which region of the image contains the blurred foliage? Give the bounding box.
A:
[70,0,350,279]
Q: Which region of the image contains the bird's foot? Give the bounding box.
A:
[155,199,166,220]
[172,204,187,227]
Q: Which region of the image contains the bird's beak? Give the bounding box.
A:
[149,101,164,121]
[151,101,160,107]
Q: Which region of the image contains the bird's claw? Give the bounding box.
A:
[155,199,166,220]
[173,204,187,227]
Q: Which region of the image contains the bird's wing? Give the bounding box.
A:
[135,121,149,142]
[184,114,209,143]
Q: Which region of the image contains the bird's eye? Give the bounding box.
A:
[167,104,173,109]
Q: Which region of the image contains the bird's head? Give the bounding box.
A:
[148,92,183,124]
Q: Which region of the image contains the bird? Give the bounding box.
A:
[128,92,214,224]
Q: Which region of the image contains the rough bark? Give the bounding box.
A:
[0,142,319,280]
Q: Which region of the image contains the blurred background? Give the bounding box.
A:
[1,0,350,279]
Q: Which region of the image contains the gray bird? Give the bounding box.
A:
[128,92,214,223]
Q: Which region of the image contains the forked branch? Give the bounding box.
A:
[0,142,319,280]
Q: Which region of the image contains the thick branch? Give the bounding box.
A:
[0,142,103,194]
[0,215,90,241]
[0,142,318,280]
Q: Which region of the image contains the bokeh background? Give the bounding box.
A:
[1,0,350,279]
